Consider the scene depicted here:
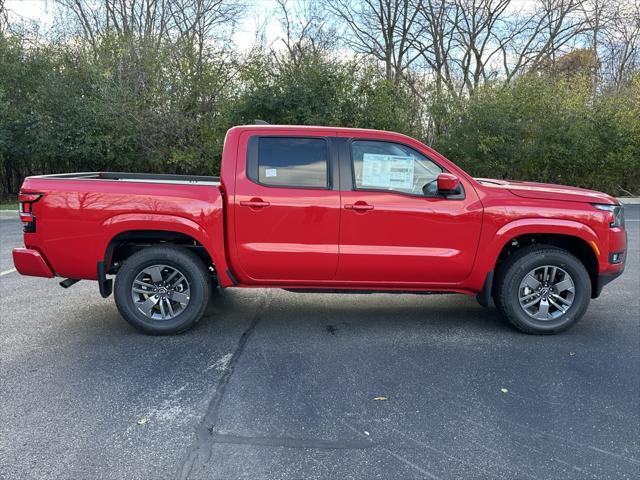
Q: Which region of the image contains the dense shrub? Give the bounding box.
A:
[433,75,640,194]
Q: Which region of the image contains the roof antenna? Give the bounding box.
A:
[254,119,270,125]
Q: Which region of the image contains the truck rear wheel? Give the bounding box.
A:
[494,245,591,334]
[114,245,210,335]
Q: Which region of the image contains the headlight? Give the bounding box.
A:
[593,204,624,228]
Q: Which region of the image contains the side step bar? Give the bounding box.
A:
[283,289,455,295]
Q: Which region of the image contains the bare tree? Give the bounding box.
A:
[168,0,243,71]
[0,0,7,34]
[54,0,244,99]
[328,0,424,82]
[411,0,460,95]
[276,0,337,65]
[414,0,609,94]
[499,0,591,82]
[581,0,610,87]
[56,1,242,51]
[450,0,513,94]
[597,0,640,87]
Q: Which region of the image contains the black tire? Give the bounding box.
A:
[114,245,210,335]
[493,245,591,334]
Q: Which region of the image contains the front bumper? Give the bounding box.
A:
[593,264,625,298]
[592,224,627,298]
[12,248,55,278]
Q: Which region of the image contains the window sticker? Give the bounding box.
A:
[361,153,414,189]
[265,168,277,177]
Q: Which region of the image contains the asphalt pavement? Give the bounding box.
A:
[1,208,638,480]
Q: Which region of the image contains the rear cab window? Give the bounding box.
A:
[248,137,329,188]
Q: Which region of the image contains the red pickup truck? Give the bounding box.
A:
[13,125,626,335]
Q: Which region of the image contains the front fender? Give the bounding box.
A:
[466,218,601,292]
[492,218,600,256]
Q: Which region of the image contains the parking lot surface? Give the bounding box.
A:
[1,207,638,479]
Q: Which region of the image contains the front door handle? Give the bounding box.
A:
[344,202,374,212]
[240,198,270,209]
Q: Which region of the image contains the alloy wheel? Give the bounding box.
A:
[130,264,191,321]
[518,265,575,320]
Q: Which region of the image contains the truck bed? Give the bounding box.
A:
[18,171,225,280]
[27,172,220,186]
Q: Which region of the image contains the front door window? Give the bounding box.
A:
[351,140,442,196]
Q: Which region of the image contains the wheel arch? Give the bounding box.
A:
[471,219,601,299]
[104,230,215,274]
[493,232,599,299]
[100,213,227,277]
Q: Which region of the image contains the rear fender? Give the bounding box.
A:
[100,213,232,285]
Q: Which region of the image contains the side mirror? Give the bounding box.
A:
[437,173,460,194]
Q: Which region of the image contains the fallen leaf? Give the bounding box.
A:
[500,388,508,393]
[137,416,149,425]
[373,396,388,401]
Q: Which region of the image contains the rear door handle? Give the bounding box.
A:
[240,198,270,208]
[344,202,374,212]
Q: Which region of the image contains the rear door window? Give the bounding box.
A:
[256,137,328,188]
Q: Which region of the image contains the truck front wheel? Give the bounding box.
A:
[114,245,210,335]
[494,245,592,334]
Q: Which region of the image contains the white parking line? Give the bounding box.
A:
[0,268,17,277]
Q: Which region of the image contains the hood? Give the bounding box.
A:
[475,178,618,205]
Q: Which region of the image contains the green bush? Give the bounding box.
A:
[433,75,640,194]
[1,33,638,196]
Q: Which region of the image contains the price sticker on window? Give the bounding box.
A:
[362,154,414,189]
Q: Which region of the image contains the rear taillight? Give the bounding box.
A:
[18,192,43,232]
